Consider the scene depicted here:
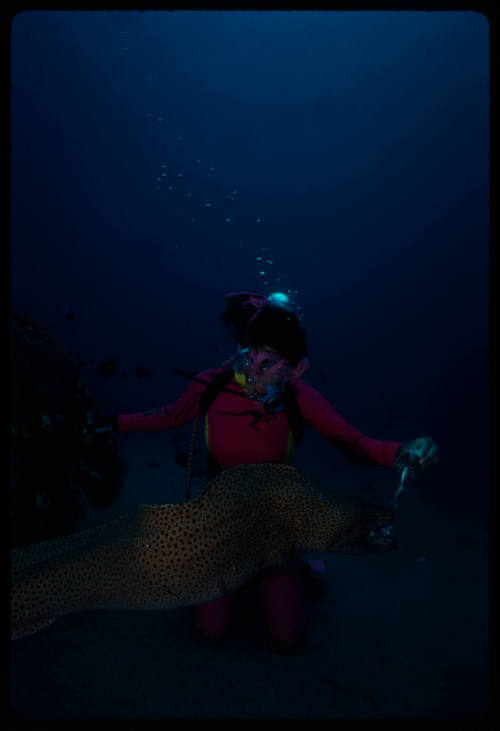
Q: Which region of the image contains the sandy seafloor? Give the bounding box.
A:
[9,431,490,721]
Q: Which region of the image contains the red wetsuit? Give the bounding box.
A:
[118,367,402,469]
[118,368,403,650]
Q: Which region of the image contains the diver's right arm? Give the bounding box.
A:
[94,369,220,435]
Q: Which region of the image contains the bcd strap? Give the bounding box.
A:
[198,369,304,445]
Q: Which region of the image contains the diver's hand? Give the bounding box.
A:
[396,437,438,471]
[83,413,118,442]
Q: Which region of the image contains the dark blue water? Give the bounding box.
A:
[10,11,490,720]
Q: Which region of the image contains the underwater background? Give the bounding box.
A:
[10,10,490,720]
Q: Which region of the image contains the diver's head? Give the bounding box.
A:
[220,291,308,367]
[220,292,309,400]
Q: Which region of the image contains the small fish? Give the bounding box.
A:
[98,359,118,379]
[174,451,202,473]
[174,451,189,468]
[64,308,77,322]
[11,419,32,439]
[134,366,152,379]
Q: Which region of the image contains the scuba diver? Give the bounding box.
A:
[90,291,438,653]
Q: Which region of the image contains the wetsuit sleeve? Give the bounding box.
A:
[117,369,220,433]
[297,381,403,468]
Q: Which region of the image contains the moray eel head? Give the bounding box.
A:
[230,464,397,557]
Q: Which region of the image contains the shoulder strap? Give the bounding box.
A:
[199,369,235,414]
[199,369,305,445]
[283,382,305,445]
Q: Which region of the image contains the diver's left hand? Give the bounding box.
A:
[396,436,439,471]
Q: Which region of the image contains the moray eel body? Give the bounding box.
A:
[11,464,395,640]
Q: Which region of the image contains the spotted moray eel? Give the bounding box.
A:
[11,463,395,640]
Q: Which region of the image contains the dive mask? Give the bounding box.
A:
[230,347,309,413]
[248,348,291,379]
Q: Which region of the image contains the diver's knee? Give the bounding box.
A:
[193,595,233,642]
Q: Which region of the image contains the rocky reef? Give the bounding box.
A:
[10,310,127,547]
